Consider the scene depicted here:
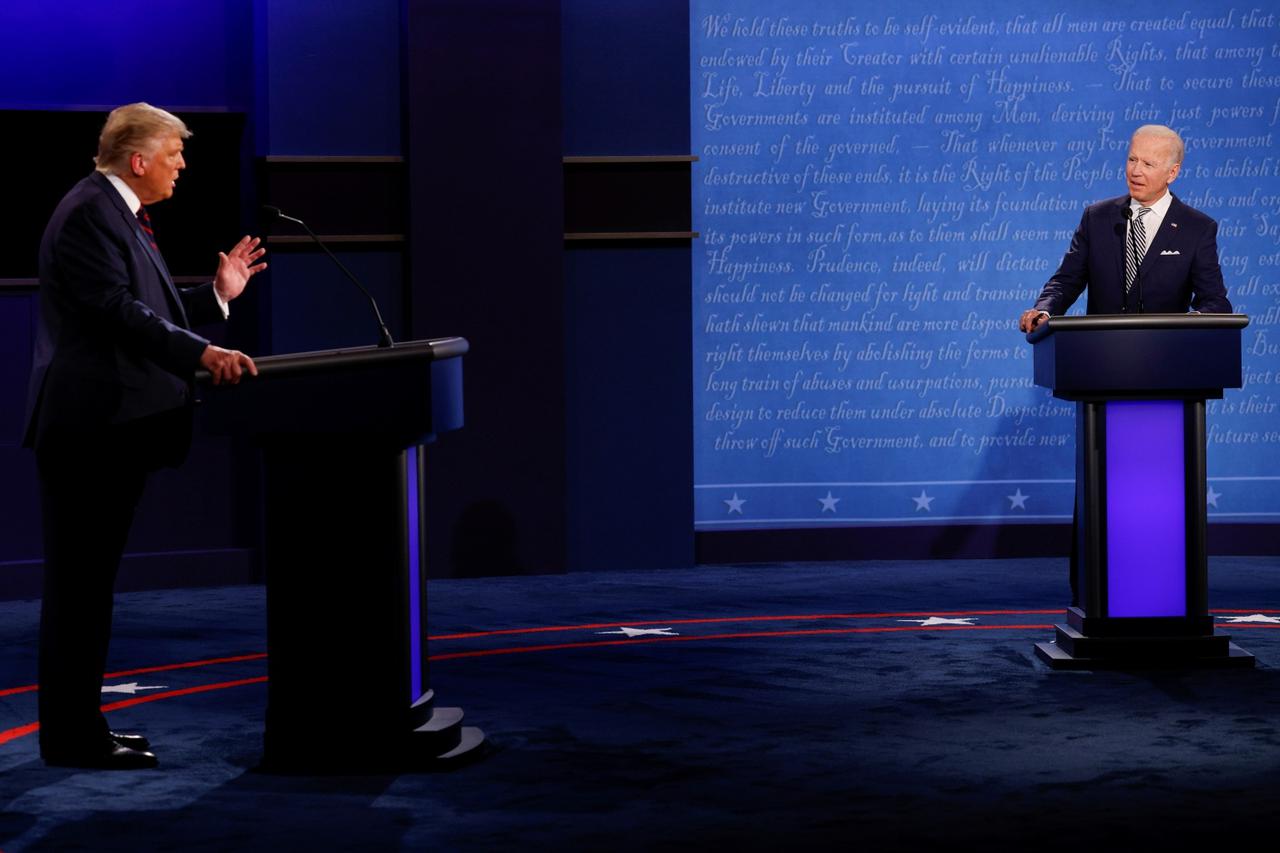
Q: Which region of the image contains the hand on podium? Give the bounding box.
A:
[200,345,257,385]
[1019,309,1049,333]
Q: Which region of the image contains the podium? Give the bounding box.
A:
[197,337,485,770]
[1027,315,1255,669]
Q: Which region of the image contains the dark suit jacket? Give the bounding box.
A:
[23,171,222,456]
[1033,193,1232,316]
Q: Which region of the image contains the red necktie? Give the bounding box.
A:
[137,206,158,250]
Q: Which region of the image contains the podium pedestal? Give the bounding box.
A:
[199,337,486,769]
[1026,315,1254,670]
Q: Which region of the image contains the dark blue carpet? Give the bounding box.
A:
[2,557,1279,850]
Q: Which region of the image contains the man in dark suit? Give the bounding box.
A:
[1018,124,1232,604]
[23,103,265,769]
[1020,124,1231,329]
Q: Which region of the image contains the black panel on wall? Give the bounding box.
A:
[0,110,245,280]
[695,522,1280,562]
[697,525,1076,563]
[0,294,32,445]
[258,157,406,237]
[563,159,694,234]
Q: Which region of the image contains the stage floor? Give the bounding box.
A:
[2,557,1279,850]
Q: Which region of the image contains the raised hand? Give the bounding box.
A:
[214,235,267,303]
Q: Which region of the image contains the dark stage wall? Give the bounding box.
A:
[0,1,262,598]
[0,2,1273,599]
[0,0,408,598]
[0,0,697,595]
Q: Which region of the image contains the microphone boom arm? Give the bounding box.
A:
[266,206,395,348]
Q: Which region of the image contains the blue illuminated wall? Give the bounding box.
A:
[0,3,251,110]
[692,0,1280,531]
[256,0,407,355]
[261,0,401,156]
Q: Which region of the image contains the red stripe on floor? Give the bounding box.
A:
[0,722,39,747]
[0,677,269,747]
[103,653,268,680]
[99,676,268,713]
[0,653,267,698]
[428,623,1057,660]
[428,610,1063,640]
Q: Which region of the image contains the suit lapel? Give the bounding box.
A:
[93,173,190,328]
[1111,196,1129,287]
[1140,194,1181,275]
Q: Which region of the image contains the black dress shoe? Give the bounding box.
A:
[110,731,151,751]
[44,743,159,770]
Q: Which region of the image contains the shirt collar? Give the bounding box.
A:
[1130,190,1173,217]
[104,172,143,215]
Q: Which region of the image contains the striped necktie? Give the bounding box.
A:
[1125,206,1152,294]
[136,206,158,250]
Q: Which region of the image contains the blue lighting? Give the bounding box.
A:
[1105,401,1187,617]
[407,445,423,700]
[0,1,251,111]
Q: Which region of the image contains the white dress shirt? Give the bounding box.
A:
[1129,189,1173,256]
[104,172,229,318]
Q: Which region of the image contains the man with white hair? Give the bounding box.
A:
[22,103,265,769]
[1017,124,1233,605]
[1020,124,1231,328]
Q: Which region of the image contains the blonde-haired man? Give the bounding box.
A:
[22,103,265,769]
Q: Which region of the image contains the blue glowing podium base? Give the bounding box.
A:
[1026,315,1255,670]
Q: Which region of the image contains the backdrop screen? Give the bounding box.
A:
[691,0,1280,530]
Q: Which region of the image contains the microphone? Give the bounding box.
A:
[1121,205,1145,315]
[262,205,395,348]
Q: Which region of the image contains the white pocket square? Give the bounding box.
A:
[1160,250,1180,255]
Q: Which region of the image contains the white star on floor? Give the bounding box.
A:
[1217,614,1280,624]
[912,490,934,511]
[724,493,746,514]
[1007,488,1029,510]
[597,626,680,637]
[101,683,167,695]
[1207,486,1221,509]
[897,617,978,626]
[818,491,840,513]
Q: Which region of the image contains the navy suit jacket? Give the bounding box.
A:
[1033,193,1232,317]
[23,172,223,453]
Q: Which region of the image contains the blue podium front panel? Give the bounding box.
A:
[1104,401,1186,618]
